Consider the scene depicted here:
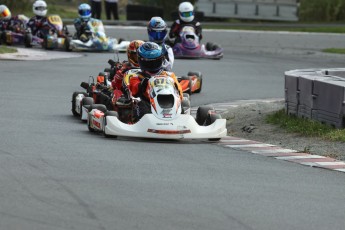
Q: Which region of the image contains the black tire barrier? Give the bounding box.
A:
[285,68,345,128]
[126,4,164,21]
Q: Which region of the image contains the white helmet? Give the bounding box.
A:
[178,2,194,23]
[0,5,11,20]
[33,0,47,17]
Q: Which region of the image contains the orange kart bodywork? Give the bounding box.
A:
[178,71,203,95]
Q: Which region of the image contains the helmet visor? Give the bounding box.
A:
[180,11,193,18]
[138,56,163,72]
[148,30,167,42]
[35,6,47,11]
[1,8,10,18]
[79,9,91,17]
[128,51,139,67]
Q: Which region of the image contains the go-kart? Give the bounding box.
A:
[0,15,40,48]
[86,75,227,140]
[69,19,129,52]
[71,71,113,121]
[40,15,71,51]
[172,26,223,60]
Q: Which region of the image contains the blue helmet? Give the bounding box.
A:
[147,17,167,45]
[138,42,165,73]
[78,3,91,21]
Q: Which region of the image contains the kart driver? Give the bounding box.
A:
[123,41,183,122]
[168,1,202,45]
[74,3,96,42]
[0,5,28,33]
[110,39,144,104]
[147,16,174,71]
[27,0,48,38]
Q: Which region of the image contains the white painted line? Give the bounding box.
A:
[252,149,298,154]
[316,162,345,166]
[275,155,326,160]
[226,144,276,148]
[220,139,252,143]
[300,162,317,167]
[335,169,345,172]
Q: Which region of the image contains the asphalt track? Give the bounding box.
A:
[0,27,345,230]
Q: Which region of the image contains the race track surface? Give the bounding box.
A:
[0,27,345,230]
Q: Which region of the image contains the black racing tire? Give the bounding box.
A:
[103,111,119,138]
[1,31,7,45]
[24,32,32,48]
[204,113,222,126]
[195,105,214,126]
[64,37,71,52]
[206,42,214,51]
[71,91,87,117]
[188,71,203,93]
[80,97,94,120]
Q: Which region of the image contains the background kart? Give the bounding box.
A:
[69,19,128,52]
[172,26,223,60]
[86,75,226,141]
[0,15,39,48]
[40,15,71,51]
[71,72,112,121]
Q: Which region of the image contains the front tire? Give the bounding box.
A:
[195,105,214,125]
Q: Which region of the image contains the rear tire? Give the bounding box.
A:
[71,91,87,117]
[24,32,32,48]
[195,105,214,125]
[64,37,71,51]
[80,97,94,120]
[103,111,119,138]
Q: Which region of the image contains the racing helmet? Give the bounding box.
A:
[137,42,165,73]
[178,2,194,23]
[78,3,91,21]
[147,17,167,45]
[0,5,11,20]
[33,0,47,17]
[127,40,144,67]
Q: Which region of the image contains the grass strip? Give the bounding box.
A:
[266,109,345,142]
[0,45,17,54]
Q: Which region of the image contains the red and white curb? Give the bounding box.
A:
[218,136,345,173]
[191,99,345,174]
